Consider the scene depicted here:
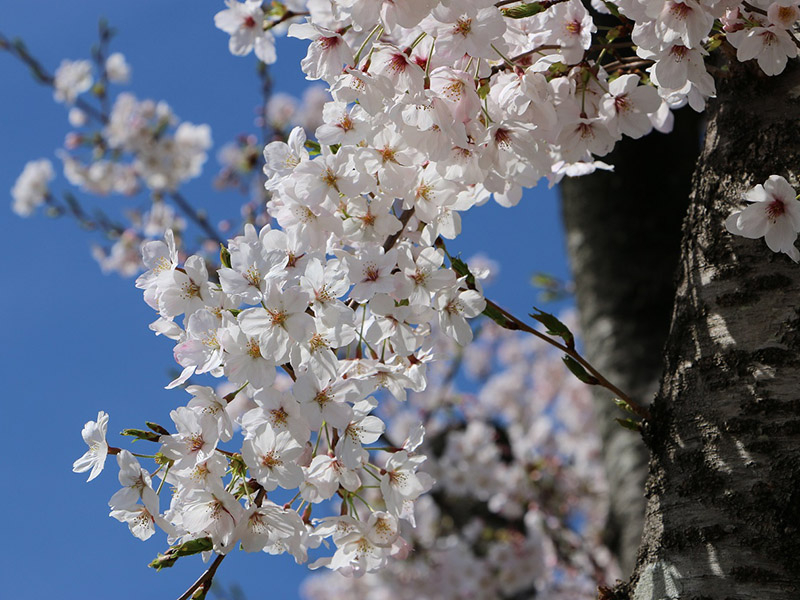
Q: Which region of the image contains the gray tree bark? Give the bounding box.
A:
[627,62,800,599]
[560,109,701,572]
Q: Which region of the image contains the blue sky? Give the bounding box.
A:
[0,2,570,598]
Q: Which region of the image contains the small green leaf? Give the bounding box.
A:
[304,140,321,155]
[602,0,622,18]
[613,398,636,414]
[530,308,575,348]
[502,2,545,18]
[615,418,641,432]
[562,356,598,385]
[146,422,170,436]
[220,244,232,269]
[705,35,723,52]
[121,429,161,442]
[149,537,214,570]
[449,256,477,288]
[483,303,518,330]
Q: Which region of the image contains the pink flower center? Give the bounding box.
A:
[363,264,381,282]
[669,2,692,20]
[767,198,786,221]
[243,16,257,29]
[670,45,689,60]
[566,20,583,35]
[319,36,341,51]
[389,52,409,73]
[614,94,631,114]
[759,30,778,47]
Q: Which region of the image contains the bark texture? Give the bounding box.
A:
[560,110,701,572]
[630,63,800,599]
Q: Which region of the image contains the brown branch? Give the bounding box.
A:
[0,31,107,123]
[169,191,224,245]
[490,44,562,75]
[176,553,226,600]
[382,207,415,252]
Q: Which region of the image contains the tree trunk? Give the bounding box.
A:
[560,109,701,572]
[628,63,800,599]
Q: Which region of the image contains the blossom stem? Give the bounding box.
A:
[155,463,171,496]
[483,298,650,419]
[353,23,383,66]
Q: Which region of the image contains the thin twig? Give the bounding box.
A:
[484,299,650,419]
[169,191,224,245]
[176,553,226,600]
[489,44,562,75]
[0,31,107,123]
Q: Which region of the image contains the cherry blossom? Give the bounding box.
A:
[726,175,800,261]
[72,411,109,482]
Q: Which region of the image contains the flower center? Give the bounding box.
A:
[454,17,472,37]
[565,20,583,35]
[247,339,261,359]
[767,199,786,221]
[261,451,282,468]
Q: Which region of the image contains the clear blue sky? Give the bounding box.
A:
[0,2,570,598]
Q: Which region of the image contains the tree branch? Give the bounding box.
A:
[176,553,225,600]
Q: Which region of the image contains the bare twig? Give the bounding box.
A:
[176,553,226,600]
[169,191,224,245]
[0,30,107,123]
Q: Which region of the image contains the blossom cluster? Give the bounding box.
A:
[303,318,618,599]
[211,0,800,260]
[55,0,800,588]
[213,0,800,191]
[73,149,491,573]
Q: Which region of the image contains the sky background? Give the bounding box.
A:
[0,2,571,598]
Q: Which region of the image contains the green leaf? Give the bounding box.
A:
[613,398,637,414]
[304,140,321,156]
[602,0,622,18]
[146,422,170,436]
[502,2,546,18]
[449,255,478,288]
[448,253,519,330]
[615,418,641,432]
[530,308,575,348]
[562,356,598,385]
[220,244,232,269]
[121,429,161,442]
[149,538,214,570]
[705,36,723,52]
[483,302,518,330]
